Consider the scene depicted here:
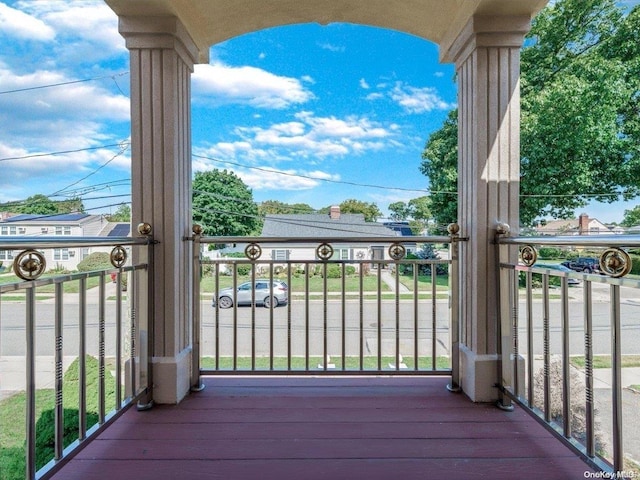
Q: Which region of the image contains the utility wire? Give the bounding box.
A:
[0,143,130,163]
[0,72,129,95]
[51,142,130,197]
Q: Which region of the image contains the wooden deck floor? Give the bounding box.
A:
[50,376,596,480]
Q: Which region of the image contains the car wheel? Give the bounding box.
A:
[263,296,279,308]
[583,268,592,274]
[218,296,233,309]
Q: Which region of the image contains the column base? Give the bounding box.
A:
[150,347,192,404]
[459,344,499,402]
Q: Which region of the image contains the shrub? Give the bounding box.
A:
[324,264,342,278]
[629,254,640,276]
[76,252,111,272]
[537,247,563,260]
[533,358,605,453]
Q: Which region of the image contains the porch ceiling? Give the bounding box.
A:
[104,0,548,63]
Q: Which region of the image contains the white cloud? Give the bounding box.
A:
[0,2,55,41]
[193,63,314,109]
[0,68,129,122]
[43,2,126,55]
[317,42,345,53]
[3,1,125,61]
[362,79,454,113]
[359,78,370,89]
[237,167,339,191]
[389,82,454,113]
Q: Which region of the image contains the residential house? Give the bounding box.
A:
[0,213,130,271]
[535,213,614,236]
[260,206,400,266]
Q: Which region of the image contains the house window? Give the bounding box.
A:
[0,250,14,260]
[55,226,72,235]
[272,249,289,261]
[81,248,90,259]
[1,226,17,235]
[54,249,70,261]
[331,248,350,261]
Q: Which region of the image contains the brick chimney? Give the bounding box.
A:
[329,206,340,220]
[578,213,589,235]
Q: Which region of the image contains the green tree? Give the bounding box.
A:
[420,109,458,231]
[192,169,260,236]
[332,199,382,222]
[621,205,640,227]
[14,194,57,215]
[420,1,640,227]
[106,204,131,222]
[56,197,84,213]
[1,195,84,215]
[258,200,314,215]
[388,201,411,221]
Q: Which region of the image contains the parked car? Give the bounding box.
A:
[535,264,581,285]
[212,280,288,308]
[560,257,601,274]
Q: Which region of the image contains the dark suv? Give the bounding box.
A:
[561,257,601,274]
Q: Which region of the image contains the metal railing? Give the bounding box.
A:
[191,231,461,389]
[0,234,153,480]
[496,230,640,474]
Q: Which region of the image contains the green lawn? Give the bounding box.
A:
[0,356,117,480]
[570,355,640,369]
[0,274,103,293]
[200,272,450,294]
[201,355,452,371]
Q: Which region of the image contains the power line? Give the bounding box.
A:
[51,142,130,197]
[0,143,130,163]
[0,72,129,95]
[193,153,434,194]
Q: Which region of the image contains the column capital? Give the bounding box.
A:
[441,15,531,67]
[118,15,205,67]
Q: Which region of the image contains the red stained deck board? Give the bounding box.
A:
[49,376,596,480]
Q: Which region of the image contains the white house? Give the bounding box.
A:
[0,213,130,271]
[535,213,614,236]
[259,206,400,267]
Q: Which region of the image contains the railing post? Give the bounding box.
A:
[191,225,205,392]
[610,284,624,472]
[495,223,514,411]
[447,223,461,392]
[136,223,154,411]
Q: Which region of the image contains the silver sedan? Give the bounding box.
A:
[212,280,288,308]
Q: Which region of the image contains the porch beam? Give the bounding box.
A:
[119,16,198,404]
[444,15,530,402]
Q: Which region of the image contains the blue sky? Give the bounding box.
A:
[0,0,638,224]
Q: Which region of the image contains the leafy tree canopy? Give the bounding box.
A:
[388,196,434,234]
[321,199,382,222]
[105,204,131,222]
[0,194,84,215]
[192,169,260,236]
[258,200,314,216]
[621,205,640,228]
[420,0,640,227]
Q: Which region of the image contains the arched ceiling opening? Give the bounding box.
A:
[105,0,548,63]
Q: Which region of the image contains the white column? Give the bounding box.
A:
[443,16,530,401]
[119,17,200,404]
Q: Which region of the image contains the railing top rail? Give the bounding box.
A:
[497,234,640,248]
[0,236,152,249]
[195,235,453,244]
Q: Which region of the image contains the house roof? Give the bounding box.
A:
[383,222,414,236]
[535,218,579,235]
[1,213,91,223]
[101,222,131,237]
[261,214,398,238]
